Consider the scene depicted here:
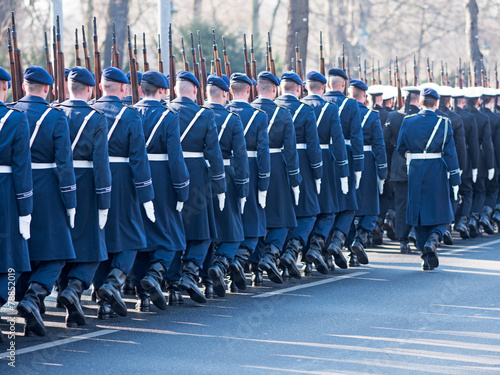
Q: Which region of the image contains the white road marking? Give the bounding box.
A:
[440,238,500,254]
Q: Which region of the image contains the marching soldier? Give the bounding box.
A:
[14,66,77,336]
[169,71,226,303]
[58,67,112,327]
[0,67,33,341]
[323,68,365,266]
[123,71,143,105]
[252,71,301,284]
[203,75,249,297]
[275,71,327,276]
[92,67,156,319]
[226,73,270,289]
[397,87,460,270]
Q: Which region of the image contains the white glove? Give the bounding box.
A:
[292,185,300,205]
[67,208,76,228]
[340,177,349,195]
[98,209,108,230]
[176,201,184,212]
[452,185,459,201]
[315,179,321,194]
[143,201,156,222]
[258,190,267,209]
[459,169,463,176]
[19,214,31,240]
[377,178,385,194]
[472,168,478,183]
[355,171,362,190]
[488,168,495,180]
[240,197,246,214]
[218,193,226,211]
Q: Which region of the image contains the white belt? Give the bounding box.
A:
[296,143,307,150]
[269,148,282,154]
[320,144,329,149]
[223,159,231,166]
[183,152,204,158]
[408,152,441,160]
[247,151,258,158]
[345,139,351,146]
[32,162,57,169]
[73,160,94,168]
[148,154,169,161]
[363,145,372,152]
[0,165,12,173]
[109,156,130,163]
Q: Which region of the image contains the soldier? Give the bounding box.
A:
[226,73,270,290]
[203,75,249,297]
[347,80,387,260]
[133,71,189,311]
[123,71,143,105]
[13,66,77,336]
[275,71,327,277]
[397,87,460,270]
[301,71,349,272]
[0,67,32,342]
[170,71,226,303]
[323,68,365,266]
[384,87,420,253]
[252,71,301,284]
[92,67,156,319]
[58,67,112,327]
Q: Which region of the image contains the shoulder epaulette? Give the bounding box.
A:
[404,113,417,119]
[123,103,137,110]
[325,100,336,105]
[251,106,266,114]
[166,106,177,115]
[225,109,239,116]
[371,109,379,113]
[49,105,62,111]
[6,106,22,113]
[88,105,103,115]
[299,101,311,107]
[274,103,287,110]
[202,106,213,111]
[437,115,448,121]
[6,102,17,106]
[348,97,356,101]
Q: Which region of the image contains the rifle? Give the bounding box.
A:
[413,54,418,86]
[388,60,392,86]
[250,34,257,93]
[426,57,432,82]
[377,60,381,85]
[319,31,325,76]
[473,61,477,87]
[431,60,434,82]
[168,23,176,100]
[198,31,207,100]
[404,62,408,86]
[480,60,485,88]
[158,34,164,73]
[93,17,102,99]
[75,29,82,66]
[7,28,18,101]
[440,61,445,86]
[341,43,346,73]
[295,32,303,81]
[357,56,362,80]
[222,36,231,78]
[212,30,223,78]
[265,42,270,72]
[445,62,450,86]
[127,26,140,104]
[268,33,276,78]
[52,26,58,99]
[496,61,499,89]
[181,37,189,72]
[363,59,367,84]
[44,31,55,103]
[56,15,66,103]
[468,63,472,88]
[143,33,150,72]
[81,26,92,73]
[371,57,376,85]
[191,33,203,105]
[243,34,254,102]
[133,34,139,71]
[395,57,403,109]
[458,58,463,89]
[347,55,351,81]
[11,12,24,100]
[111,22,120,69]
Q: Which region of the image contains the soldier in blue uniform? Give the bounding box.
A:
[347,80,387,262]
[275,71,327,276]
[13,66,77,336]
[226,73,270,290]
[133,70,189,311]
[123,71,143,105]
[202,75,249,297]
[301,71,349,272]
[0,67,33,342]
[92,67,156,319]
[397,88,461,270]
[323,68,365,266]
[57,67,112,327]
[170,71,226,303]
[252,71,301,284]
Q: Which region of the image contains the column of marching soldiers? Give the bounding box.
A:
[2,30,500,341]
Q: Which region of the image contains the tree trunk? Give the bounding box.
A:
[465,0,482,86]
[193,0,202,21]
[285,0,309,74]
[251,0,260,49]
[104,0,130,69]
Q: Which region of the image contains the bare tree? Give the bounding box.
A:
[193,0,202,21]
[465,0,482,85]
[104,0,130,68]
[285,0,309,73]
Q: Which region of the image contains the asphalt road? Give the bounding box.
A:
[1,233,500,375]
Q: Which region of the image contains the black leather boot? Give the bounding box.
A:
[167,282,184,305]
[97,300,117,320]
[421,254,434,271]
[384,209,396,241]
[17,283,48,337]
[59,278,86,327]
[468,212,480,238]
[178,261,207,304]
[400,240,411,254]
[140,262,168,310]
[258,244,283,284]
[492,204,500,225]
[305,235,329,275]
[250,263,263,286]
[228,247,250,290]
[408,227,417,246]
[302,262,313,276]
[201,278,214,299]
[479,206,495,235]
[371,218,384,246]
[351,229,369,265]
[98,268,128,317]
[280,266,290,281]
[135,286,151,312]
[322,251,335,271]
[443,225,454,245]
[326,231,348,269]
[347,248,360,267]
[229,278,238,292]
[424,232,440,269]
[280,239,303,279]
[454,216,470,239]
[208,255,229,297]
